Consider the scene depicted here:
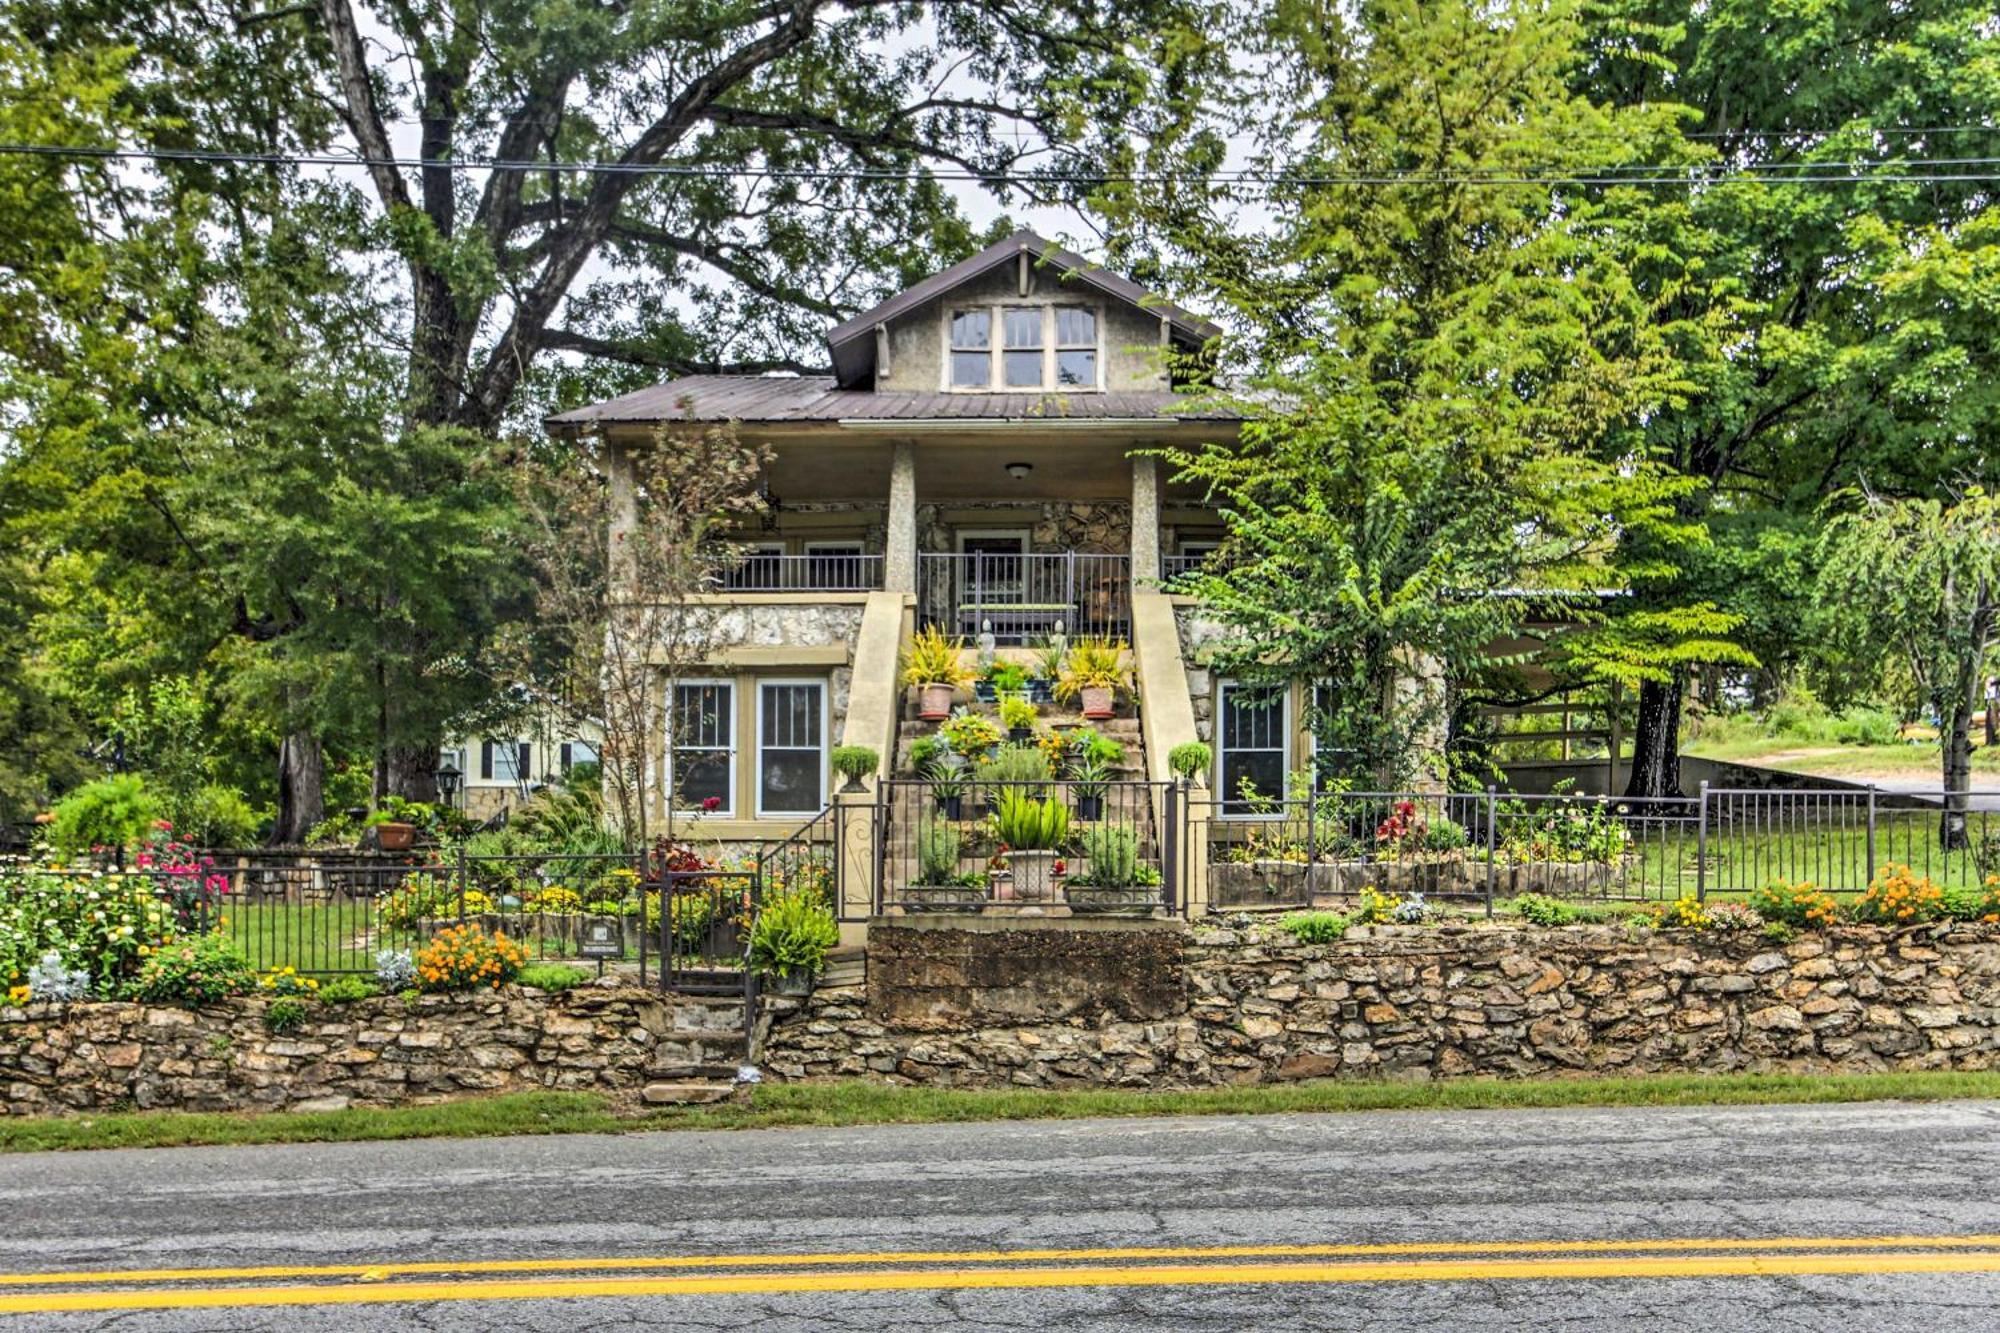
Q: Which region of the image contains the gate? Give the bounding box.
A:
[648,866,759,997]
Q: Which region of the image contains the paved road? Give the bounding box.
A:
[5,1100,2000,1329]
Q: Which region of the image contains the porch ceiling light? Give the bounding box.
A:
[1005,461,1032,479]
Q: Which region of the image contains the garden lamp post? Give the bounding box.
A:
[435,759,462,809]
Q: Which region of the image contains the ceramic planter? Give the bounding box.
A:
[1073,793,1104,821]
[933,792,965,820]
[1005,849,1063,903]
[372,821,417,851]
[1007,726,1033,745]
[918,683,956,720]
[1079,685,1114,720]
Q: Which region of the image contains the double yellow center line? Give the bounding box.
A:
[5,1234,2000,1313]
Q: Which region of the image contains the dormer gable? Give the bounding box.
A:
[825,230,1217,392]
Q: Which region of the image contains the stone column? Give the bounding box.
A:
[885,439,917,594]
[1130,452,1160,583]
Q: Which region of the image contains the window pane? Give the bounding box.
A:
[1221,687,1283,748]
[950,310,989,348]
[1003,308,1043,348]
[1056,349,1096,387]
[673,751,730,810]
[760,751,822,813]
[674,684,731,748]
[951,350,989,388]
[1055,307,1095,345]
[1222,751,1286,813]
[1003,350,1043,387]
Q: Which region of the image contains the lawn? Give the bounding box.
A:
[216,903,666,975]
[10,1071,2000,1153]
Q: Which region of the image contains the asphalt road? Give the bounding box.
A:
[5,1099,2000,1330]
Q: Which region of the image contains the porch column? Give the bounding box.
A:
[1129,452,1160,583]
[885,439,917,594]
[605,441,638,597]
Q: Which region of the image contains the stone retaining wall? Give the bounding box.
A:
[0,985,740,1116]
[761,921,2000,1087]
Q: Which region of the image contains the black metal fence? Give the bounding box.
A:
[876,776,1178,915]
[1198,784,2000,913]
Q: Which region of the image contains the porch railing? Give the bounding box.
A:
[917,552,1131,643]
[720,552,884,592]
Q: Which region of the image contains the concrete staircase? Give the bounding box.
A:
[642,994,748,1105]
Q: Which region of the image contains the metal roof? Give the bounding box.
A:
[545,375,1241,428]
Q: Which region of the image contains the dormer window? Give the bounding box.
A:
[1055,307,1097,386]
[949,310,991,388]
[1003,308,1044,387]
[944,302,1102,392]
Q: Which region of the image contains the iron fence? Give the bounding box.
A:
[876,776,1178,916]
[1196,784,2000,914]
[917,552,1131,644]
[719,552,884,592]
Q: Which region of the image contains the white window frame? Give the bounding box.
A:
[939,300,1104,393]
[1214,679,1290,820]
[668,678,737,818]
[755,677,828,818]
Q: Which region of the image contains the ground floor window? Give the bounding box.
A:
[670,681,735,815]
[480,739,531,783]
[559,739,599,773]
[1216,680,1288,816]
[758,680,825,816]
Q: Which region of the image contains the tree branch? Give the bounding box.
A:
[540,327,824,376]
[315,0,412,215]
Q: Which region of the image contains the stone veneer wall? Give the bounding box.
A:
[761,921,2000,1087]
[0,986,741,1117]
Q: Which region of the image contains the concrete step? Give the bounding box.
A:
[649,1061,744,1081]
[641,1081,734,1106]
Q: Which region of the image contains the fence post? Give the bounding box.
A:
[1163,780,1180,917]
[1865,785,1878,885]
[1696,781,1710,903]
[455,843,467,921]
[1483,786,1496,919]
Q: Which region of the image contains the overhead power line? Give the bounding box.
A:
[3,141,1999,189]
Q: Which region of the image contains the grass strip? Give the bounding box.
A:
[6,1069,2000,1154]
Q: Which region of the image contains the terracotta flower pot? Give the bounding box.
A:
[1079,685,1115,720]
[372,821,417,851]
[918,682,956,720]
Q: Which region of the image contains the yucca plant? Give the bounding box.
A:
[993,789,1071,850]
[901,625,974,689]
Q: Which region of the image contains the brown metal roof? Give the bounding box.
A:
[545,375,1241,429]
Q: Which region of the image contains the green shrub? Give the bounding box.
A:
[128,934,254,1005]
[1940,880,2000,923]
[183,785,260,848]
[976,744,1051,787]
[48,775,162,856]
[517,963,591,993]
[907,736,943,773]
[916,817,962,885]
[1424,817,1470,853]
[747,891,839,980]
[999,696,1039,732]
[1280,911,1349,944]
[1168,741,1211,781]
[1076,822,1139,887]
[263,996,308,1034]
[939,709,1003,758]
[318,976,377,1004]
[380,872,456,929]
[1511,893,1578,927]
[830,745,879,784]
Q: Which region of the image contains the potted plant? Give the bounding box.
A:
[905,816,984,911]
[938,708,1003,761]
[1168,741,1212,786]
[1054,636,1131,720]
[975,660,1029,704]
[992,788,1071,903]
[999,695,1039,745]
[1069,752,1114,821]
[924,750,968,820]
[973,744,1051,820]
[364,807,419,851]
[747,889,839,995]
[1067,821,1162,913]
[1029,634,1066,703]
[902,625,973,721]
[830,744,879,793]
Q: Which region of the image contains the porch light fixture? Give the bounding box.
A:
[756,479,783,531]
[1005,461,1032,479]
[435,759,462,807]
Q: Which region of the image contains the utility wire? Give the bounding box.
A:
[4,141,1999,188]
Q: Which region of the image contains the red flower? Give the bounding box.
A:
[700,796,723,812]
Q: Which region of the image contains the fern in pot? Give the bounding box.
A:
[748,891,840,995]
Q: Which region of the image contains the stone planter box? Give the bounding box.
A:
[1495,857,1633,897]
[900,885,984,913]
[1065,886,1155,917]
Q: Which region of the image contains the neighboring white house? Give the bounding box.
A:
[440,715,603,820]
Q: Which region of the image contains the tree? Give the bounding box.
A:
[1818,488,2000,847]
[1134,0,1706,786]
[509,423,770,848]
[1576,0,2000,794]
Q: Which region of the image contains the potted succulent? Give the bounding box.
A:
[1168,741,1212,787]
[1069,752,1114,821]
[999,695,1039,745]
[902,625,974,721]
[1054,636,1131,721]
[748,889,840,995]
[992,788,1071,903]
[924,750,968,820]
[830,744,879,793]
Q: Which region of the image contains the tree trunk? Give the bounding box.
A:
[1985,674,1997,750]
[1623,670,1684,799]
[387,742,441,804]
[271,731,323,847]
[1940,664,1981,852]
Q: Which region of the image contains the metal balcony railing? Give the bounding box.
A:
[917,552,1131,643]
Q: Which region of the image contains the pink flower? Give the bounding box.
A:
[700,796,723,813]
[153,820,173,831]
